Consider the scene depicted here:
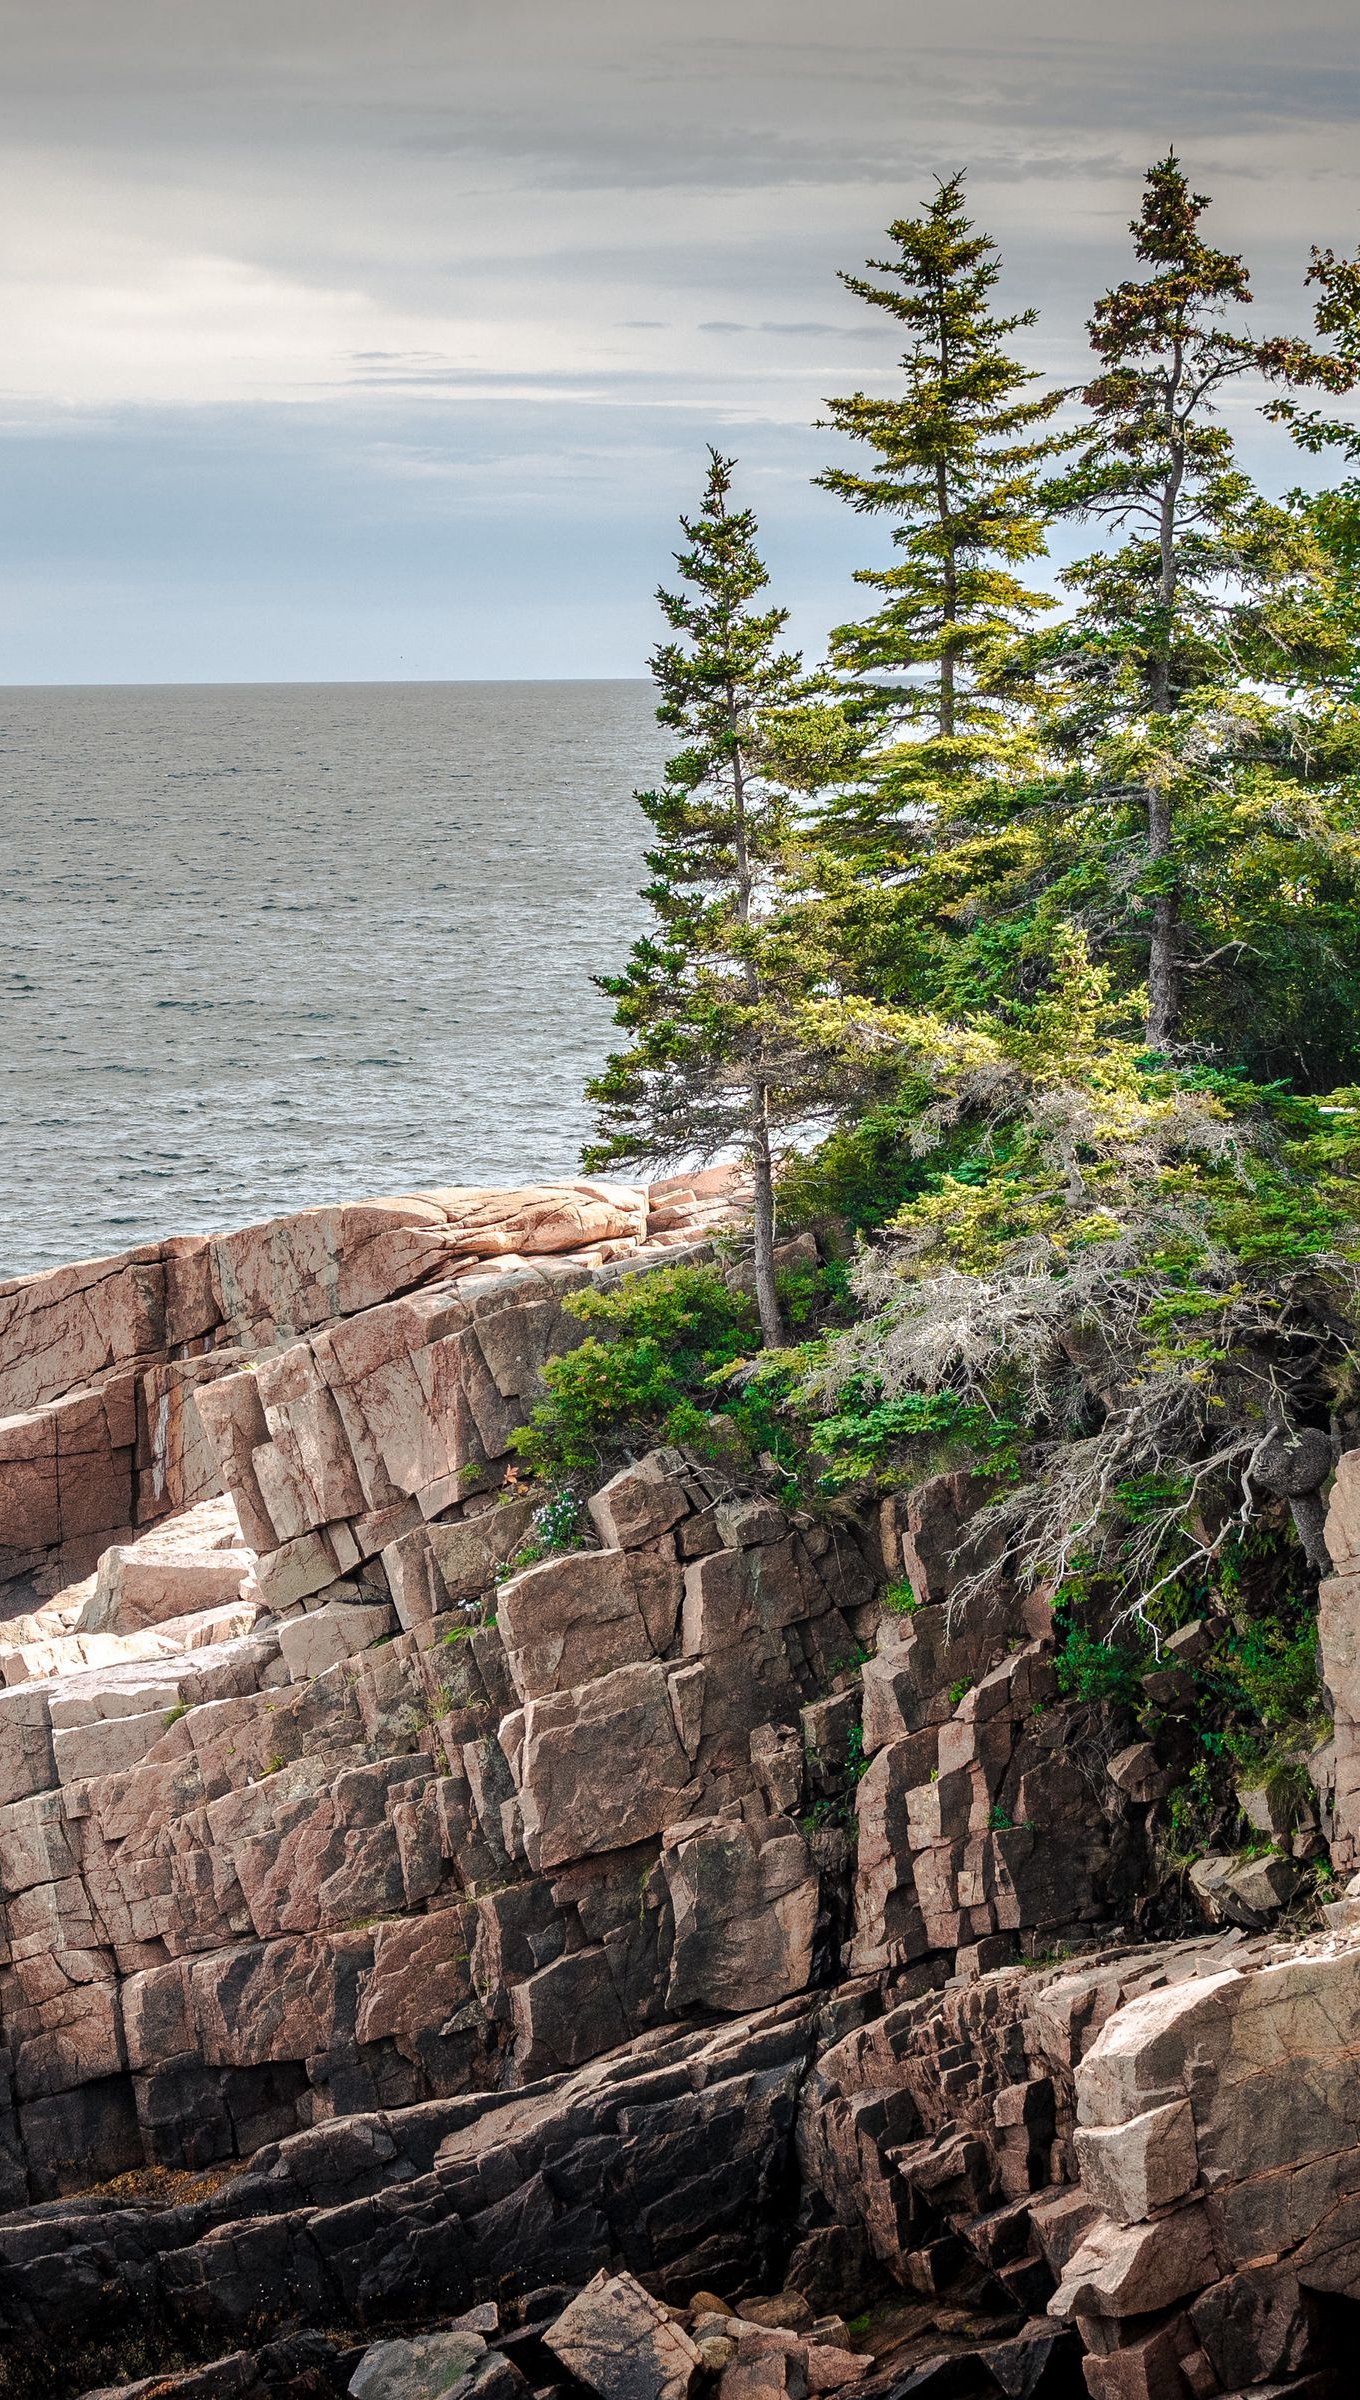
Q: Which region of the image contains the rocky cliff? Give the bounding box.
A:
[1,1180,1358,2400]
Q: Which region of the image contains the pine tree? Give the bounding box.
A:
[585,451,862,1347]
[1037,154,1350,1053]
[816,173,1064,855]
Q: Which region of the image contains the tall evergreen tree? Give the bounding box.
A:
[1035,154,1355,1054]
[585,451,863,1347]
[816,173,1064,855]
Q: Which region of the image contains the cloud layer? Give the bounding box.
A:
[2,0,1357,678]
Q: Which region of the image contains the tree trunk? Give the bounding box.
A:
[1145,384,1183,1051]
[935,453,957,740]
[1145,778,1178,1049]
[750,1090,782,1348]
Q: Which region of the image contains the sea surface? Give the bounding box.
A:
[0,682,667,1284]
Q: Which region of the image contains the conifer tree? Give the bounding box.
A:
[585,451,861,1347]
[816,173,1063,854]
[1036,154,1355,1054]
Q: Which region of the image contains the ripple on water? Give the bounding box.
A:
[0,681,662,1280]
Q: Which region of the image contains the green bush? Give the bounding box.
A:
[882,1576,919,1615]
[778,1079,979,1232]
[809,1387,1021,1492]
[1220,1617,1325,1732]
[1052,1620,1149,1705]
[775,1256,853,1327]
[510,1263,759,1481]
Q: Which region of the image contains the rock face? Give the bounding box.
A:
[3,1180,1360,2400]
[0,1430,882,2211]
[0,1173,748,1600]
[1318,1447,1360,1875]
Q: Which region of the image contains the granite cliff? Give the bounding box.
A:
[1,1179,1359,2400]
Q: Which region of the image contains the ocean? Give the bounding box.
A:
[0,681,666,1283]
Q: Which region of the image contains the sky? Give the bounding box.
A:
[3,0,1360,682]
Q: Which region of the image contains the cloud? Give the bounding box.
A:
[2,0,1358,675]
[699,319,886,339]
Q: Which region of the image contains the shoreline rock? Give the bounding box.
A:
[0,1175,1358,2400]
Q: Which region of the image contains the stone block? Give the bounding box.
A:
[0,1688,55,1805]
[663,1810,818,2015]
[355,1908,476,2054]
[518,1662,694,1871]
[1051,2201,1219,2320]
[499,1548,655,1702]
[848,1732,936,1974]
[510,1945,629,2076]
[1075,1972,1240,2129]
[1074,2098,1199,2224]
[278,1600,394,1682]
[78,1543,251,1636]
[51,1704,179,1785]
[1106,1744,1173,1805]
[547,2268,703,2400]
[589,1454,690,1551]
[349,2331,489,2400]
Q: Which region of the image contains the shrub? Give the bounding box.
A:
[510,1264,758,1481]
[509,1487,587,1568]
[808,1387,1021,1493]
[1052,1620,1149,1706]
[882,1576,919,1614]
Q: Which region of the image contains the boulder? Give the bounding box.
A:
[589,1454,691,1551]
[517,1661,694,1870]
[0,1688,56,1804]
[348,2331,488,2400]
[547,2269,703,2400]
[278,1600,393,1682]
[1106,1744,1173,1805]
[1050,2202,1219,2320]
[1072,2097,1199,2225]
[1189,1850,1301,1928]
[77,1508,252,1636]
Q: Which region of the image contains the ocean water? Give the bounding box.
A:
[0,682,667,1284]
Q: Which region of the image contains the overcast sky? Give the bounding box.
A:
[3,0,1359,682]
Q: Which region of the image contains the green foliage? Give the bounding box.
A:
[1222,1619,1325,1732]
[882,1577,919,1616]
[808,1387,1022,1493]
[551,161,1360,1903]
[778,1080,963,1231]
[1053,1619,1149,1707]
[803,938,1360,1609]
[775,1256,853,1328]
[817,170,1064,859]
[508,1488,588,1569]
[510,1264,758,1481]
[584,449,901,1343]
[963,158,1360,1067]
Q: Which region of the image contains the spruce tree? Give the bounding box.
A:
[1036,154,1356,1055]
[585,451,855,1348]
[817,173,1063,855]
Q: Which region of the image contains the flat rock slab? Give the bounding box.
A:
[349,2332,487,2400]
